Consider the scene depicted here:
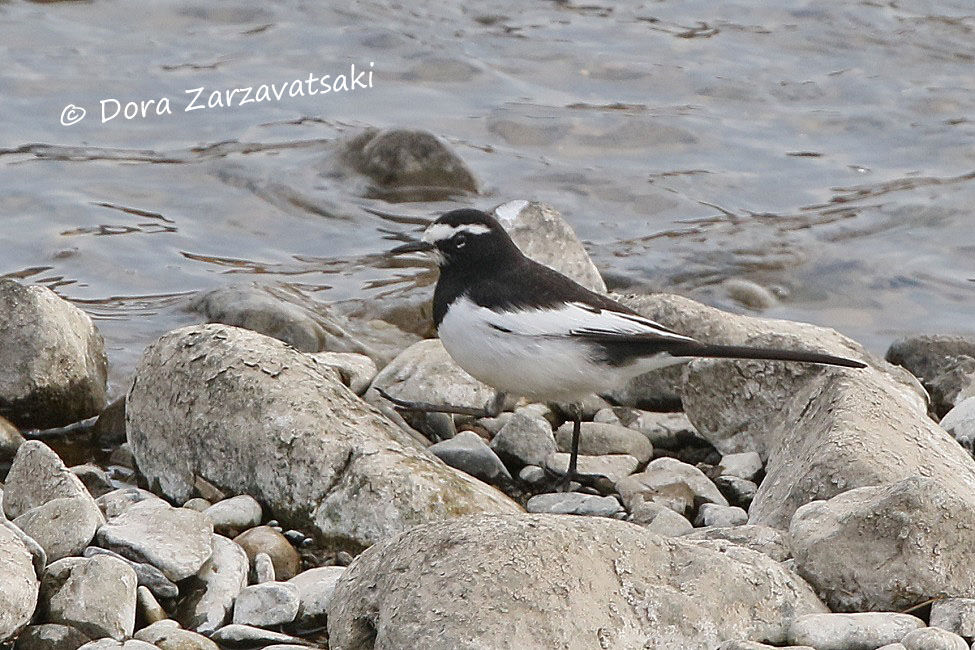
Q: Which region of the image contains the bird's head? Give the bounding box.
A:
[389,208,518,267]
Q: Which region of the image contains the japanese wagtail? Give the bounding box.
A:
[384,208,866,487]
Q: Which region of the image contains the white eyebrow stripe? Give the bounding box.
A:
[422,222,491,243]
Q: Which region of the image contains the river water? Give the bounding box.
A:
[1,0,973,396]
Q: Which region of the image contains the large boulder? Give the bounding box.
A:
[126,324,520,552]
[0,523,39,642]
[0,279,107,428]
[790,476,975,612]
[328,514,826,650]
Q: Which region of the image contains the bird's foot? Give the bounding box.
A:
[374,387,489,418]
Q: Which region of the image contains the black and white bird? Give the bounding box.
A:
[386,207,865,485]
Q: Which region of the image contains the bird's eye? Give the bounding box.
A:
[453,232,467,248]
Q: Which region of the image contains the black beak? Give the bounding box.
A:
[389,240,434,255]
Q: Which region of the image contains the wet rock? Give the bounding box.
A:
[694,503,747,528]
[940,397,975,455]
[82,547,179,600]
[718,451,763,481]
[428,430,511,484]
[788,612,925,650]
[203,495,263,536]
[714,475,758,510]
[628,501,694,536]
[526,492,622,517]
[901,627,968,650]
[593,407,702,450]
[95,488,162,520]
[544,452,638,484]
[254,552,275,583]
[128,325,520,551]
[338,128,477,201]
[790,476,975,611]
[683,525,792,562]
[43,555,137,640]
[134,621,218,650]
[70,464,115,499]
[0,279,108,429]
[233,582,300,627]
[14,624,91,650]
[617,457,727,517]
[14,496,101,562]
[328,514,826,649]
[209,624,308,649]
[887,335,975,417]
[233,526,300,581]
[554,421,653,464]
[0,414,25,461]
[97,500,213,582]
[177,534,248,635]
[3,441,103,523]
[930,597,975,639]
[490,411,557,468]
[491,200,606,293]
[306,351,377,395]
[0,522,39,642]
[287,566,346,628]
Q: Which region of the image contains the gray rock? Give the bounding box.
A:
[97,499,214,582]
[876,645,908,650]
[718,643,813,650]
[327,514,826,649]
[14,496,101,562]
[3,518,47,576]
[714,475,758,510]
[14,624,91,650]
[135,586,167,625]
[683,525,792,562]
[694,503,747,528]
[791,476,975,611]
[593,408,702,450]
[95,488,162,520]
[941,397,975,455]
[0,279,108,429]
[887,335,975,417]
[490,412,557,468]
[628,501,694,536]
[127,325,520,552]
[306,351,377,395]
[76,641,156,650]
[617,457,727,516]
[526,492,622,517]
[788,612,924,650]
[209,624,308,649]
[177,534,248,635]
[254,552,275,583]
[233,582,300,627]
[517,464,548,485]
[428,431,511,483]
[930,597,975,639]
[91,397,126,446]
[718,451,763,481]
[901,627,968,650]
[554,421,653,464]
[287,566,346,628]
[44,555,137,640]
[0,523,39,642]
[203,496,263,536]
[3,441,103,523]
[134,620,218,650]
[70,464,114,499]
[233,526,300,581]
[544,452,638,484]
[491,200,606,293]
[82,547,179,600]
[182,498,211,513]
[0,414,25,461]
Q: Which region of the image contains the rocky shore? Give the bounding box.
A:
[3,131,975,650]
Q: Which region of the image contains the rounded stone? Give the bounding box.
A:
[233,526,301,581]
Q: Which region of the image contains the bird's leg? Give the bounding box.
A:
[567,402,582,484]
[375,386,506,419]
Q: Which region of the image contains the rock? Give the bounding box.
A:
[91,397,126,446]
[545,452,638,484]
[0,279,108,428]
[177,534,248,635]
[617,457,727,516]
[13,496,100,563]
[338,128,477,200]
[182,498,211,513]
[930,598,975,639]
[428,431,511,484]
[70,464,115,499]
[3,441,102,523]
[233,582,300,627]
[901,627,968,650]
[790,476,975,611]
[876,645,908,650]
[135,586,167,625]
[593,408,702,450]
[76,641,156,650]
[719,643,813,650]
[491,200,606,293]
[554,421,653,464]
[526,492,623,517]
[209,625,308,649]
[0,522,39,642]
[233,527,301,581]
[328,514,826,649]
[490,412,557,468]
[682,525,792,562]
[82,547,179,600]
[134,621,218,650]
[287,566,346,628]
[14,624,91,650]
[307,351,377,395]
[518,464,548,485]
[628,501,694,536]
[941,397,975,455]
[3,518,48,576]
[693,503,747,528]
[254,552,275,583]
[714,475,758,510]
[203,496,263,536]
[0,414,25,461]
[127,325,520,551]
[95,488,162,520]
[96,500,213,582]
[788,612,924,650]
[44,555,137,640]
[722,278,779,310]
[718,451,763,481]
[887,335,975,417]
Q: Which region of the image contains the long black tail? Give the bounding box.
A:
[670,342,867,369]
